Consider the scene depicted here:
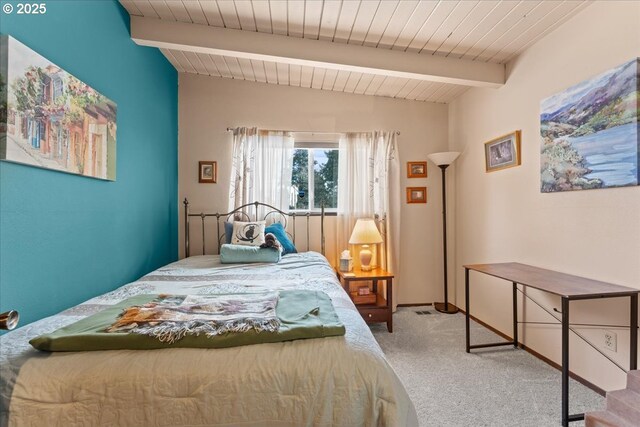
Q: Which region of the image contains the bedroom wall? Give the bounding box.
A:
[0,1,178,327]
[178,75,449,306]
[448,1,640,391]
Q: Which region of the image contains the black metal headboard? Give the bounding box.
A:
[183,199,325,257]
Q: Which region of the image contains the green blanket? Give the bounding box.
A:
[30,290,345,352]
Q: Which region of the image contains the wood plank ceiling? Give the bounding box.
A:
[120,0,590,104]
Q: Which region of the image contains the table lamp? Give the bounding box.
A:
[349,218,383,271]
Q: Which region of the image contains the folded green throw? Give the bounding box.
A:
[30,290,345,352]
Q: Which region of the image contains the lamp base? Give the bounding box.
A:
[359,245,373,271]
[434,302,459,314]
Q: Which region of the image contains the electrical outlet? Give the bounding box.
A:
[604,330,617,352]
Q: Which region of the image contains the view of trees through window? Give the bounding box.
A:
[290,148,339,211]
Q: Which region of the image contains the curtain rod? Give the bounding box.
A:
[226,127,400,135]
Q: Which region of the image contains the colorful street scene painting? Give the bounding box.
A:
[540,58,639,193]
[0,36,117,180]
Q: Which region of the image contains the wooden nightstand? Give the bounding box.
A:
[337,268,394,332]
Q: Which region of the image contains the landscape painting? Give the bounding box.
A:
[540,58,639,193]
[0,36,117,180]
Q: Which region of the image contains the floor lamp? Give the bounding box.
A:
[427,151,460,314]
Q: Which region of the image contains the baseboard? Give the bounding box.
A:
[397,302,433,307]
[458,308,606,397]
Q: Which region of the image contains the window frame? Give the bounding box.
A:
[290,140,339,214]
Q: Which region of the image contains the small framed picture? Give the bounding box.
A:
[484,131,521,172]
[407,161,427,178]
[199,161,217,183]
[406,187,427,204]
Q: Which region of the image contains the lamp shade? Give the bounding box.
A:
[427,151,460,166]
[349,219,383,245]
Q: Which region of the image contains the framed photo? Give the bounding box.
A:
[199,161,217,183]
[406,187,427,204]
[407,161,427,178]
[484,131,521,172]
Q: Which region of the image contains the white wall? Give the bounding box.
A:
[449,1,640,391]
[179,75,449,305]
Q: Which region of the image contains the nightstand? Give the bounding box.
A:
[337,268,394,332]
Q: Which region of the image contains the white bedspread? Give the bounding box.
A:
[0,252,417,427]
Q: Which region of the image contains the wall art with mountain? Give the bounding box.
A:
[540,58,639,193]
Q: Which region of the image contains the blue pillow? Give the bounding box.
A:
[265,222,297,255]
[224,221,233,244]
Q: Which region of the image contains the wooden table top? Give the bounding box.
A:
[337,268,394,280]
[464,262,638,299]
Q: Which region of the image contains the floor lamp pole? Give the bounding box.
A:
[434,164,458,314]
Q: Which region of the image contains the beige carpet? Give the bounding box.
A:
[370,306,605,427]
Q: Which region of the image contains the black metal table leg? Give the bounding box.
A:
[513,282,518,348]
[465,268,470,353]
[631,294,638,370]
[561,297,569,427]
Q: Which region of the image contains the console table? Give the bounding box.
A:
[464,262,639,427]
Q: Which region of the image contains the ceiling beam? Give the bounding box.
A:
[130,16,505,88]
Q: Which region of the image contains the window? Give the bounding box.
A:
[290,142,339,211]
[53,76,64,100]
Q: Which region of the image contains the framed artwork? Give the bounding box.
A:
[484,131,521,173]
[407,161,427,178]
[0,36,117,180]
[199,161,217,183]
[406,187,427,204]
[540,58,639,193]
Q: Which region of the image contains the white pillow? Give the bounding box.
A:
[231,221,266,246]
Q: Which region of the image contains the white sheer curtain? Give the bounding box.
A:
[336,131,400,306]
[228,127,294,216]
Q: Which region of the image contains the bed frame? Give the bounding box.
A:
[183,199,325,257]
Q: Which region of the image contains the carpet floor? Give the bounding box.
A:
[370,306,605,427]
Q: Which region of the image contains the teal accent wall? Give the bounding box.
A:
[0,1,178,327]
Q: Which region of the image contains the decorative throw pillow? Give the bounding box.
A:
[265,222,297,255]
[231,221,266,246]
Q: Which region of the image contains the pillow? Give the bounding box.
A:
[265,222,297,255]
[224,221,233,244]
[220,244,282,264]
[231,221,266,246]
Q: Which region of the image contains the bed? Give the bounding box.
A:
[0,202,417,426]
